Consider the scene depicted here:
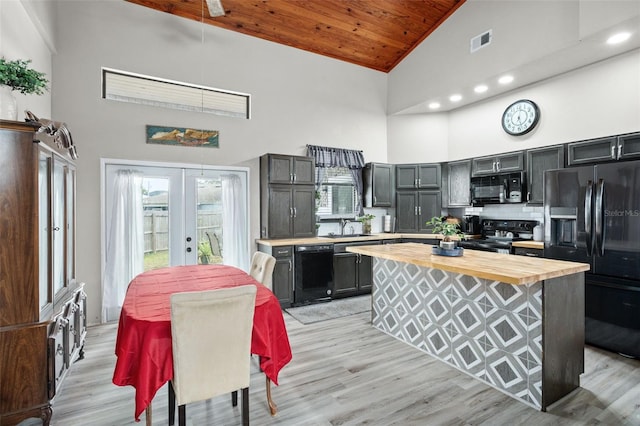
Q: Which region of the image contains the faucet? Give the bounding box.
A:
[340,219,351,236]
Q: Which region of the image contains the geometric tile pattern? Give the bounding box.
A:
[372,258,543,410]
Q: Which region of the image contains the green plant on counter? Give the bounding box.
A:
[357,213,375,234]
[0,58,49,95]
[426,216,464,242]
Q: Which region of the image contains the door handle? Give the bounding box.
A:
[289,207,294,217]
[293,207,297,218]
[288,260,292,271]
[414,206,418,215]
[617,143,622,160]
[418,206,422,215]
[492,161,496,172]
[414,178,418,187]
[611,146,616,159]
[417,178,421,187]
[595,178,605,257]
[585,180,593,257]
[293,173,297,182]
[496,160,501,171]
[373,195,377,204]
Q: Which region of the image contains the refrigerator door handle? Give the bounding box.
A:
[585,180,593,257]
[595,178,605,257]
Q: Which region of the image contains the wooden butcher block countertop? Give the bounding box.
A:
[346,243,589,285]
[511,240,544,249]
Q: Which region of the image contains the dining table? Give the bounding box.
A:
[112,264,293,424]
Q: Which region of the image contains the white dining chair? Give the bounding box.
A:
[249,252,276,291]
[168,285,257,426]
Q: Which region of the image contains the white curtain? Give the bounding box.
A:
[221,174,248,270]
[102,170,144,322]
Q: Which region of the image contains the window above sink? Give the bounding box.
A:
[315,167,358,218]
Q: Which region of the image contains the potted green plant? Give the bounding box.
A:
[357,213,375,235]
[0,58,49,120]
[426,216,465,250]
[197,241,213,264]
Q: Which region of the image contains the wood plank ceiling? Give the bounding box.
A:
[125,0,466,73]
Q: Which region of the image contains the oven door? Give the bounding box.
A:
[458,240,511,254]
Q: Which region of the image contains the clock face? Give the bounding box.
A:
[502,99,540,136]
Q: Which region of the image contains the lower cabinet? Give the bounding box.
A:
[333,241,379,298]
[257,244,294,308]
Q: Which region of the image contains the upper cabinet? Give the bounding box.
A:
[447,160,471,207]
[396,163,441,189]
[567,132,640,166]
[472,152,524,176]
[526,145,565,204]
[264,154,315,185]
[363,162,394,207]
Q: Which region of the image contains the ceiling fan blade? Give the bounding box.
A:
[206,0,225,17]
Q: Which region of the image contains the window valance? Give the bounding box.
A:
[306,145,365,170]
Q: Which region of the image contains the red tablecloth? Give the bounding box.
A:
[112,265,292,421]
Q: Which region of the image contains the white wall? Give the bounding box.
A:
[388,49,640,163]
[0,0,54,118]
[48,1,387,324]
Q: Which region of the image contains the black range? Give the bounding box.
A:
[458,219,538,254]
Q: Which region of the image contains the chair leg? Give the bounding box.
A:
[242,387,249,426]
[232,390,238,406]
[168,381,175,426]
[178,404,186,426]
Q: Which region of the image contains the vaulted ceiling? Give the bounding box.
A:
[125,0,465,73]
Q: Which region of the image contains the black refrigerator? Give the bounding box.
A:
[544,160,640,358]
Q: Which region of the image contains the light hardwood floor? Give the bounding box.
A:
[48,310,640,425]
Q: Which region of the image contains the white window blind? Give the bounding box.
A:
[316,167,357,216]
[102,68,250,119]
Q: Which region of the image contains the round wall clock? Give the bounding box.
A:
[501,99,540,136]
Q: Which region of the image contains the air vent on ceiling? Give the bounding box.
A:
[470,29,492,53]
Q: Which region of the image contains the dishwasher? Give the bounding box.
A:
[294,244,334,305]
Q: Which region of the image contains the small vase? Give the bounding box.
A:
[440,240,456,250]
[362,222,371,235]
[0,85,18,120]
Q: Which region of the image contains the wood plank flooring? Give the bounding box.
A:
[47,310,640,425]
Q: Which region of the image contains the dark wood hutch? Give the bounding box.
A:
[0,120,86,426]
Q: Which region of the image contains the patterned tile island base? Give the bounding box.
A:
[371,257,585,411]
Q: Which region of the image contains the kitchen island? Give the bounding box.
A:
[346,243,590,411]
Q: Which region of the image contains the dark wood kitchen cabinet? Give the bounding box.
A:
[472,151,524,176]
[396,191,442,233]
[263,153,315,185]
[257,244,293,308]
[396,163,441,189]
[446,159,471,207]
[526,144,565,204]
[333,241,379,297]
[0,120,86,426]
[260,154,316,239]
[363,162,394,207]
[567,132,640,165]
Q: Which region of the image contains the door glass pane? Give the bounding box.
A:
[195,178,223,265]
[142,177,170,271]
[53,159,65,295]
[66,168,75,286]
[38,152,51,309]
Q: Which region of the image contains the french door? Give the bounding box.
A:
[104,161,248,271]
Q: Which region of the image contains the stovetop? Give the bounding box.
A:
[459,219,538,253]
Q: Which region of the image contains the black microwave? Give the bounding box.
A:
[470,171,526,206]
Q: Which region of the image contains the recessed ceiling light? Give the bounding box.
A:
[428,102,441,109]
[449,94,462,102]
[498,75,514,85]
[607,32,631,45]
[474,85,488,93]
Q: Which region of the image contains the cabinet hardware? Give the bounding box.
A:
[293,207,297,217]
[414,206,418,215]
[527,191,531,202]
[56,344,64,356]
[617,144,622,160]
[54,226,60,231]
[611,145,616,159]
[277,249,288,255]
[288,260,292,271]
[289,207,294,217]
[418,178,421,187]
[414,178,418,187]
[496,160,501,171]
[290,173,293,182]
[418,206,422,215]
[293,173,297,182]
[373,195,377,204]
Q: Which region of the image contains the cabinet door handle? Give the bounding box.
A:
[617,143,622,160]
[414,206,418,215]
[277,249,288,255]
[496,160,501,171]
[418,206,422,215]
[417,178,421,187]
[373,195,377,204]
[293,207,297,217]
[293,173,297,182]
[527,191,531,202]
[414,178,418,187]
[611,145,616,159]
[289,207,293,217]
[290,173,293,183]
[288,260,292,271]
